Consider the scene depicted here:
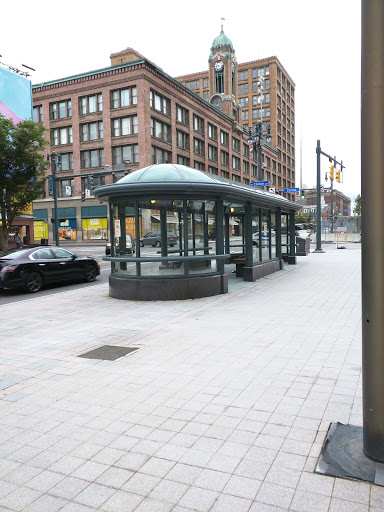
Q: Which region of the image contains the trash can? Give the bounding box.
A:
[296,236,309,256]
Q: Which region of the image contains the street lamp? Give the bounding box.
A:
[47,152,60,246]
[247,122,272,181]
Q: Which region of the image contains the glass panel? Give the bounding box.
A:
[88,96,96,113]
[271,212,276,258]
[121,118,130,135]
[261,209,270,260]
[252,206,260,263]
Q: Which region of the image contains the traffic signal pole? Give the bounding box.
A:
[315,142,345,252]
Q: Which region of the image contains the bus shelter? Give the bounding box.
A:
[94,164,302,300]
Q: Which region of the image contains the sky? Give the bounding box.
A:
[1,0,361,202]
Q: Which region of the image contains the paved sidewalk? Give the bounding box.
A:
[0,244,382,512]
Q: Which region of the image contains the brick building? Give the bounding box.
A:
[32,30,295,244]
[296,188,352,217]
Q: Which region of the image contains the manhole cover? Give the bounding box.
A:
[78,345,139,361]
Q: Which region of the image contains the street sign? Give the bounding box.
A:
[250,180,270,187]
[85,188,91,198]
[269,187,276,193]
[65,186,72,196]
[284,187,299,193]
[320,185,325,192]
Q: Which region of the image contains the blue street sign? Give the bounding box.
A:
[250,180,270,187]
[284,187,300,193]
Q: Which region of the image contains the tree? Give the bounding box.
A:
[0,115,48,250]
[353,194,361,234]
[354,194,361,216]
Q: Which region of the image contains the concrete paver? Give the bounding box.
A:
[0,244,375,511]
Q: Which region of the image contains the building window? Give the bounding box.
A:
[232,137,240,152]
[33,105,43,123]
[243,177,250,185]
[239,84,249,94]
[176,104,189,125]
[251,164,257,177]
[151,146,171,164]
[194,137,204,156]
[177,155,190,166]
[232,174,241,182]
[203,78,209,88]
[238,70,248,81]
[221,170,229,179]
[50,99,71,120]
[59,153,74,171]
[243,161,249,174]
[111,87,137,109]
[243,143,249,157]
[80,121,103,142]
[79,94,102,115]
[239,97,249,107]
[215,70,224,94]
[264,93,270,104]
[208,144,218,161]
[177,130,189,150]
[51,126,73,146]
[58,179,74,198]
[81,149,104,169]
[113,144,139,165]
[112,115,138,137]
[208,165,218,175]
[193,114,204,134]
[150,90,170,115]
[220,130,229,147]
[241,110,249,121]
[185,80,200,90]
[208,123,217,140]
[151,118,171,142]
[221,150,229,166]
[194,161,204,171]
[232,156,240,170]
[203,91,209,100]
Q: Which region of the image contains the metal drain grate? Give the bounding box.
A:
[78,345,139,361]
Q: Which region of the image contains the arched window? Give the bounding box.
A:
[215,71,224,94]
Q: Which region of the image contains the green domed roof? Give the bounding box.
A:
[211,30,233,50]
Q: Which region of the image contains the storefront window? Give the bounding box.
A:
[82,218,107,240]
[58,219,77,241]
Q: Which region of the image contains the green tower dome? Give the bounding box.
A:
[211,30,233,50]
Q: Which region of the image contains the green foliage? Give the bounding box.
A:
[0,115,48,248]
[354,194,361,216]
[295,211,313,224]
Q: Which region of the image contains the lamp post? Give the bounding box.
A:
[47,152,60,246]
[247,122,272,181]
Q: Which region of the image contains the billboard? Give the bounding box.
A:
[0,67,32,123]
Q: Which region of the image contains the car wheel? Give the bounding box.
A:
[25,272,43,293]
[140,241,144,247]
[84,264,97,282]
[155,241,161,247]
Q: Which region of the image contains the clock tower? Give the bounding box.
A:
[208,27,240,122]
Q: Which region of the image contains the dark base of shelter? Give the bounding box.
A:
[109,274,228,301]
[242,260,284,281]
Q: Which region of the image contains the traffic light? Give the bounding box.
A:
[81,192,86,202]
[87,175,94,190]
[336,170,341,183]
[329,165,334,181]
[301,189,305,199]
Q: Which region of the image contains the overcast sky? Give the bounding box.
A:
[1,0,361,201]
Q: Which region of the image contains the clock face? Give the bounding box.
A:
[213,98,222,110]
[214,61,224,72]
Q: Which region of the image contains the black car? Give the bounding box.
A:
[0,246,100,293]
[140,231,178,248]
[105,234,136,255]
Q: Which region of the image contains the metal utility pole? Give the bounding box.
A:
[47,153,60,247]
[315,142,345,252]
[361,0,384,462]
